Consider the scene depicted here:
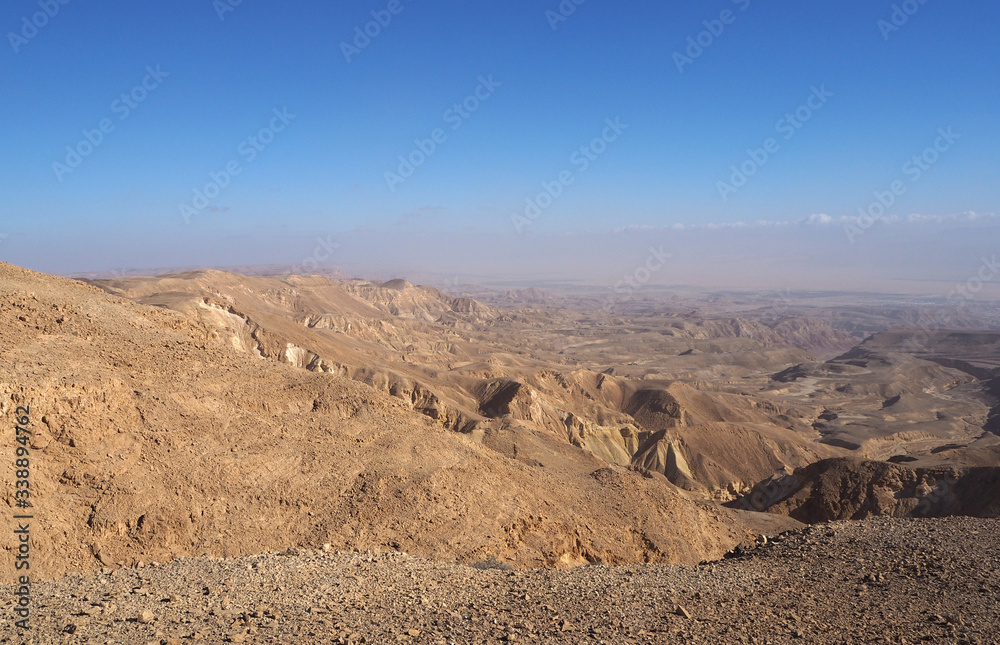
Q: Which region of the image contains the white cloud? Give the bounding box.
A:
[614,211,998,234]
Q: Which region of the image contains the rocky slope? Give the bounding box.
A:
[5,517,998,644]
[0,263,791,581]
[732,457,1000,523]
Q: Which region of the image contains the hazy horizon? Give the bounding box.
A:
[2,1,998,297]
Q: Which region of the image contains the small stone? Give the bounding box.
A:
[675,605,692,619]
[138,609,156,623]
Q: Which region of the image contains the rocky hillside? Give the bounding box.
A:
[732,457,1000,523]
[1,263,791,581]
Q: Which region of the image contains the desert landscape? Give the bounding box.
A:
[2,261,999,643]
[4,3,998,641]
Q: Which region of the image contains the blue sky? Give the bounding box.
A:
[1,0,998,286]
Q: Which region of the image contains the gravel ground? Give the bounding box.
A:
[4,517,999,644]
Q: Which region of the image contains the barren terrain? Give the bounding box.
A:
[6,518,999,644]
[2,262,999,641]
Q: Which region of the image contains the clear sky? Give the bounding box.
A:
[1,0,998,290]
